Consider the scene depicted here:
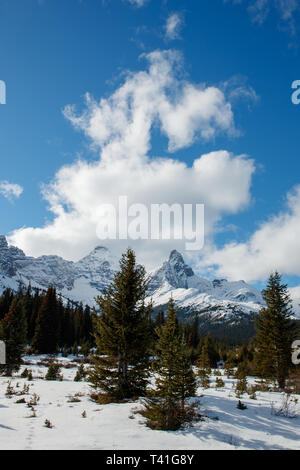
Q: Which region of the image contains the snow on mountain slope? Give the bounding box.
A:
[147,250,264,319]
[0,235,264,321]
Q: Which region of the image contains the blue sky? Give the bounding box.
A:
[1,0,300,290]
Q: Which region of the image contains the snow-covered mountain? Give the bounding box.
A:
[0,235,265,336]
[0,235,116,305]
[148,249,263,310]
[147,250,264,337]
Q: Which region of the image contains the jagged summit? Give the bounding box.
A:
[169,249,184,261]
[147,250,264,324]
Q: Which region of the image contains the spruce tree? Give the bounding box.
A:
[32,287,59,354]
[155,311,165,329]
[82,305,93,344]
[0,288,14,322]
[172,335,197,413]
[254,272,296,390]
[0,299,27,376]
[142,298,197,430]
[89,248,152,402]
[197,341,211,372]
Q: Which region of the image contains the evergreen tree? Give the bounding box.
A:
[61,301,75,348]
[32,287,59,354]
[74,363,86,382]
[28,288,43,346]
[45,362,62,381]
[74,303,84,345]
[235,376,248,397]
[197,341,211,372]
[142,298,197,431]
[188,317,199,350]
[172,335,197,412]
[254,272,296,390]
[82,305,94,344]
[0,288,14,322]
[89,248,152,402]
[155,311,165,329]
[0,299,27,376]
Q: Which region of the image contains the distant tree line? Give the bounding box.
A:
[0,284,94,364]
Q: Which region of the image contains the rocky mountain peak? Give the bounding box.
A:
[148,250,196,291]
[168,250,194,276]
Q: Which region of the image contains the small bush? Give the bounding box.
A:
[21,368,29,379]
[74,364,86,382]
[15,398,26,404]
[237,400,247,410]
[140,398,200,431]
[45,363,63,381]
[271,393,297,419]
[235,377,248,397]
[215,377,225,388]
[67,395,81,403]
[28,393,40,407]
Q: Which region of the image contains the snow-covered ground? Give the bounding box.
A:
[0,356,299,450]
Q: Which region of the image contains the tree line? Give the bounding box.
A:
[0,284,94,372]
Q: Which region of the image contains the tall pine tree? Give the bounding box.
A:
[254,272,296,390]
[89,248,152,402]
[32,287,59,354]
[142,298,197,430]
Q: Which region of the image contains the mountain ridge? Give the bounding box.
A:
[0,236,265,336]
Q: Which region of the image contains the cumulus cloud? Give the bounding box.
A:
[198,185,300,282]
[165,13,184,40]
[64,51,236,155]
[0,181,23,202]
[9,50,255,269]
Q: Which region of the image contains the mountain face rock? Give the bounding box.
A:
[0,236,264,335]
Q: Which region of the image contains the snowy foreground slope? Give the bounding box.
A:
[0,357,299,450]
[0,236,265,326]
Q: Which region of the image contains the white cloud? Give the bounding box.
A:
[198,185,300,282]
[0,181,23,202]
[64,50,236,155]
[165,13,183,40]
[9,50,255,269]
